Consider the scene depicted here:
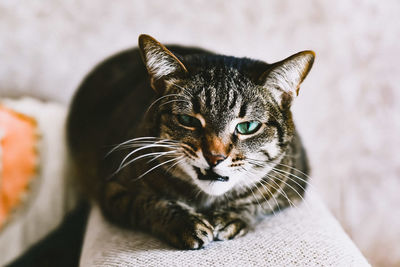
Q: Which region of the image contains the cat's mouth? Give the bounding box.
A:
[195,167,229,182]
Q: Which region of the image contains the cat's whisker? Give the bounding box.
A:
[246,157,315,191]
[179,144,199,160]
[118,144,179,169]
[181,147,199,160]
[111,137,186,178]
[262,176,297,210]
[270,167,315,191]
[259,178,296,210]
[135,156,184,181]
[273,162,312,180]
[147,150,182,163]
[122,139,179,145]
[180,143,197,153]
[112,151,176,176]
[106,137,158,156]
[242,157,308,212]
[265,173,312,214]
[239,165,274,213]
[246,157,266,163]
[164,157,186,174]
[181,150,196,160]
[266,172,305,201]
[116,142,179,152]
[256,178,282,213]
[270,168,308,190]
[106,137,178,156]
[117,139,179,148]
[145,94,185,116]
[239,180,264,211]
[269,170,316,215]
[255,180,279,215]
[246,160,265,168]
[119,150,179,171]
[159,99,191,108]
[223,190,234,203]
[171,83,194,98]
[244,169,278,215]
[245,157,269,164]
[240,157,311,212]
[194,187,204,199]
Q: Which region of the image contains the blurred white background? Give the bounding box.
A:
[1,1,399,266]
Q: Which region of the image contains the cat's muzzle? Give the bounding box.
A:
[195,167,229,182]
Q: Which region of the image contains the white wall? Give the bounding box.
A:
[1,1,399,265]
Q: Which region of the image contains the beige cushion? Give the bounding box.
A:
[80,193,370,266]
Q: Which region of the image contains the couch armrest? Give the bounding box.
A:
[80,193,370,266]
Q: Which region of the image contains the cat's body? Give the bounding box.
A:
[67,35,314,249]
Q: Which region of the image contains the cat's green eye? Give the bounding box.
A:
[177,114,202,128]
[236,121,262,135]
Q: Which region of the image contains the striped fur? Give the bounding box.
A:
[67,35,314,249]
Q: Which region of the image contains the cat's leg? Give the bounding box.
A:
[101,181,214,249]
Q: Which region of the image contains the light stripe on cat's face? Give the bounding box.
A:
[158,70,289,196]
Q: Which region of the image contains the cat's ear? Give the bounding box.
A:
[138,34,188,93]
[260,51,315,108]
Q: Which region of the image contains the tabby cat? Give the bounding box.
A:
[67,34,314,249]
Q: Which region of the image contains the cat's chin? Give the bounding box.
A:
[194,179,235,196]
[189,167,234,196]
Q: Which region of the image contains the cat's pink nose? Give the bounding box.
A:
[206,154,226,167]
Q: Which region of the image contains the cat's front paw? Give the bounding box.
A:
[165,213,214,250]
[210,212,249,241]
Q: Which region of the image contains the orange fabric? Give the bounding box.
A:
[0,105,38,229]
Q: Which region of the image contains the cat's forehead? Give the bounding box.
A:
[184,68,252,99]
[191,67,246,86]
[169,68,271,131]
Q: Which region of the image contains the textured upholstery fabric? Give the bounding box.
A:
[80,193,370,267]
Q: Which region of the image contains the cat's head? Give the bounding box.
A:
[139,34,314,196]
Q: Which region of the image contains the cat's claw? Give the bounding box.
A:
[167,214,214,250]
[211,213,249,241]
[186,217,214,249]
